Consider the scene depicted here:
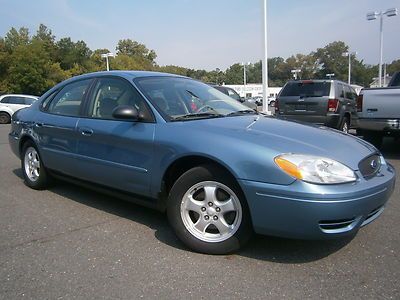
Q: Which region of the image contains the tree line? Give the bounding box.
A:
[0,24,399,96]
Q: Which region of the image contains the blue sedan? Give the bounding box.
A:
[9,71,396,254]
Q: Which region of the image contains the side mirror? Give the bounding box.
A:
[112,105,140,120]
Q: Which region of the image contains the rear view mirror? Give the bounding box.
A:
[112,105,140,120]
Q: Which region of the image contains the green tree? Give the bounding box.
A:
[116,39,157,63]
[4,27,30,52]
[314,41,349,81]
[7,40,67,95]
[56,38,92,70]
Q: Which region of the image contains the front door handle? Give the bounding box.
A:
[79,128,94,136]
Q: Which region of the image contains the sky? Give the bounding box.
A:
[0,0,399,71]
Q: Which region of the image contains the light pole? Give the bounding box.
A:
[242,62,250,98]
[326,73,335,79]
[291,69,301,80]
[342,51,357,85]
[261,0,270,114]
[101,52,115,71]
[366,8,398,87]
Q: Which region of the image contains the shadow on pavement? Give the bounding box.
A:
[13,168,353,263]
[380,137,400,160]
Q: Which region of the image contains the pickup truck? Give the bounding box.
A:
[357,71,400,147]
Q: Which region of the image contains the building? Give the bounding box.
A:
[223,84,282,98]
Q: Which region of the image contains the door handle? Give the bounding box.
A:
[35,122,44,128]
[80,128,94,136]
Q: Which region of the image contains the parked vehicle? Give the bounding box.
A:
[275,80,358,133]
[357,71,400,147]
[210,85,257,110]
[9,71,395,254]
[0,94,38,124]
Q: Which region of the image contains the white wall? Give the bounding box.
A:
[223,84,282,98]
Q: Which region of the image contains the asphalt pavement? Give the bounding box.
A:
[0,124,399,299]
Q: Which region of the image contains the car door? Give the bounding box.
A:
[35,78,93,175]
[75,76,156,197]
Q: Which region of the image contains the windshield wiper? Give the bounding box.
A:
[226,109,258,117]
[171,112,224,121]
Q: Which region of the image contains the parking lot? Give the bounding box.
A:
[0,124,399,299]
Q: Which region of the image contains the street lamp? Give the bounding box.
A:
[242,62,250,98]
[342,51,357,85]
[101,52,115,71]
[366,8,398,87]
[261,0,270,114]
[326,73,335,79]
[291,69,301,80]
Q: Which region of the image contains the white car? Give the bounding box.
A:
[0,94,39,124]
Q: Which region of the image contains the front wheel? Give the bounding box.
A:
[167,165,253,254]
[21,142,50,190]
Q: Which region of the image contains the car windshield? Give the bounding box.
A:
[134,76,254,121]
[280,81,331,97]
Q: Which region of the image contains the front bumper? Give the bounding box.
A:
[239,163,396,239]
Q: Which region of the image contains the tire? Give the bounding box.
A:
[0,112,11,124]
[167,164,253,254]
[339,116,350,133]
[21,141,50,190]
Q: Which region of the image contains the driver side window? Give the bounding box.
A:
[88,77,152,121]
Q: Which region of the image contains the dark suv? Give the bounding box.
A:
[276,80,358,132]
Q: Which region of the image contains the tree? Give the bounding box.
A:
[116,39,157,63]
[314,41,349,81]
[7,40,67,95]
[4,27,30,52]
[56,38,92,70]
[225,63,243,84]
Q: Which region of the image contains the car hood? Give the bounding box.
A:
[184,115,377,170]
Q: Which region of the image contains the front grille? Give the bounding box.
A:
[359,154,381,178]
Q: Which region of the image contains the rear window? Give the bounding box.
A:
[280,82,331,97]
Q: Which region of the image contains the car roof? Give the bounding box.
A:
[0,94,39,99]
[68,70,187,81]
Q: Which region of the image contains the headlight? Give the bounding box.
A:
[274,154,356,184]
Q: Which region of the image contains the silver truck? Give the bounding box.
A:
[357,72,400,147]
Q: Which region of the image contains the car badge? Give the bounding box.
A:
[370,159,378,169]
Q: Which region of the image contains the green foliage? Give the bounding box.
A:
[0,24,398,95]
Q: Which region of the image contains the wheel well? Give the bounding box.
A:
[19,136,34,158]
[162,156,237,197]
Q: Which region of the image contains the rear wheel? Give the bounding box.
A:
[339,116,350,133]
[21,142,50,190]
[0,112,11,124]
[167,164,253,254]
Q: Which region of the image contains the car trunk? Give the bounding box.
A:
[278,81,331,117]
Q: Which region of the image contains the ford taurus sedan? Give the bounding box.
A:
[9,71,396,254]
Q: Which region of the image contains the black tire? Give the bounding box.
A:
[0,112,11,124]
[167,164,253,254]
[339,116,350,133]
[21,141,50,190]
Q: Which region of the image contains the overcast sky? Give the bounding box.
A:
[0,0,399,70]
